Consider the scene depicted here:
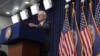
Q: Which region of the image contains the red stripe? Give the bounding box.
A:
[61,33,65,56]
[59,35,63,56]
[62,34,69,56]
[85,28,92,55]
[59,31,76,56]
[64,34,70,56]
[80,32,88,56]
[97,26,100,32]
[83,29,90,56]
[68,32,74,55]
[59,33,69,56]
[65,33,72,56]
[67,32,73,56]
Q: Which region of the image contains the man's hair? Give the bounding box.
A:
[38,11,47,17]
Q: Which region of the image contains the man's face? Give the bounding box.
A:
[38,14,46,22]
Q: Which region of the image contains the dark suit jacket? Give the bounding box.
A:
[0,50,7,56]
[35,21,51,51]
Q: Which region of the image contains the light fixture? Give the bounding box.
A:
[6,12,10,14]
[81,0,85,3]
[11,14,20,24]
[15,7,19,10]
[30,3,39,15]
[20,9,28,20]
[43,0,53,10]
[65,0,71,2]
[25,1,29,4]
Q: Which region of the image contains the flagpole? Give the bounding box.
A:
[71,2,78,56]
[65,4,69,21]
[81,0,92,56]
[89,0,94,44]
[88,1,94,55]
[72,2,76,40]
[65,4,74,47]
[81,1,93,56]
[82,0,93,44]
[80,4,84,55]
[72,2,83,56]
[81,2,87,56]
[91,0,100,36]
[65,3,77,56]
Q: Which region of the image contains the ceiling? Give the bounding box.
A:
[0,0,40,17]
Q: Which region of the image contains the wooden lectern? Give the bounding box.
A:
[0,22,45,56]
[8,41,40,56]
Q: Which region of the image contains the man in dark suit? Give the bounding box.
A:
[29,10,50,56]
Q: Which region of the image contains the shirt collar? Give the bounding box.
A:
[40,20,45,26]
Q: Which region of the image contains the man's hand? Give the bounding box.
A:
[29,23,38,28]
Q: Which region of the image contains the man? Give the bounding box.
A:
[29,11,50,56]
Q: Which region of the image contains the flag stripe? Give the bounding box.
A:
[65,33,72,55]
[81,31,88,50]
[59,35,63,56]
[62,43,67,56]
[84,28,91,56]
[68,32,74,55]
[84,47,88,56]
[80,33,88,56]
[67,32,73,56]
[80,9,92,56]
[64,34,70,56]
[62,33,69,56]
[61,33,66,56]
[81,31,89,56]
[85,28,92,54]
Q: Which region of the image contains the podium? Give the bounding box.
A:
[0,22,45,56]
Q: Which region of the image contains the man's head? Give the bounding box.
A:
[38,11,47,22]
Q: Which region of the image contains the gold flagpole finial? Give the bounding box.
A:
[81,1,84,10]
[81,3,84,12]
[72,2,75,8]
[72,2,75,15]
[89,0,92,6]
[89,0,92,9]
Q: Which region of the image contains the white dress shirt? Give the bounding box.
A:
[40,20,45,26]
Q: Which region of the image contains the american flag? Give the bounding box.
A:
[95,3,100,35]
[80,12,92,56]
[59,15,75,56]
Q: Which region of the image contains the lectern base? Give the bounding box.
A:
[8,41,40,56]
